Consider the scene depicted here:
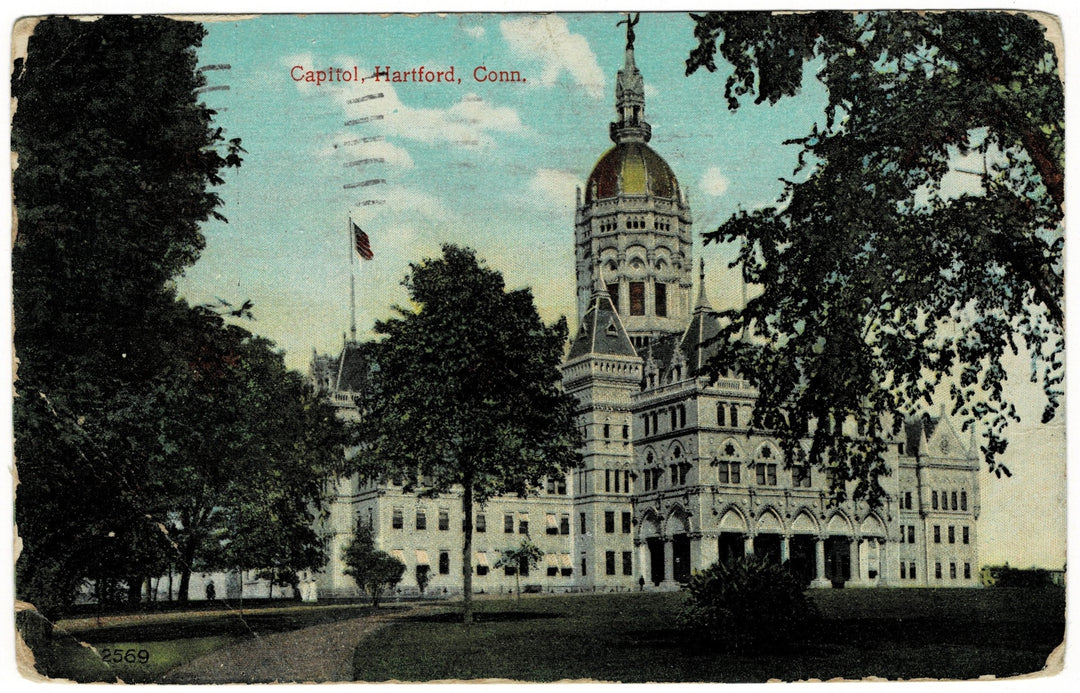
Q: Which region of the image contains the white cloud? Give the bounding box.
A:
[462,25,485,39]
[644,83,659,99]
[500,15,605,100]
[699,167,731,197]
[528,168,580,207]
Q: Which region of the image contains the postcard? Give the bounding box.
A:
[10,10,1066,683]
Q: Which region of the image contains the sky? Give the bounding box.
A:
[169,12,1067,572]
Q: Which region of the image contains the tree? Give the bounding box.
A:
[354,245,582,623]
[494,540,545,601]
[12,15,244,617]
[685,11,1063,503]
[342,522,405,607]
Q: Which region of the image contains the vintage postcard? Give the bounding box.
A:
[10,9,1067,684]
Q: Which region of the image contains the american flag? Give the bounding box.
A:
[351,220,374,260]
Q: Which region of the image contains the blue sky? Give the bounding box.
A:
[178,13,828,365]
[169,12,1067,571]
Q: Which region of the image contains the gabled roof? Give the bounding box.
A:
[568,285,637,361]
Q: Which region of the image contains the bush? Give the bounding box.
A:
[678,556,816,652]
[992,566,1055,589]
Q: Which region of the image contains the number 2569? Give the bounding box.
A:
[100,648,150,664]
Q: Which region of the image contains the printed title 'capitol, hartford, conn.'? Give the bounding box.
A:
[309,29,980,597]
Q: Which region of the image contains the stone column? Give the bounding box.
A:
[780,534,791,564]
[810,536,830,588]
[636,541,649,588]
[662,538,676,589]
[699,532,719,570]
[743,534,755,558]
[877,539,889,586]
[849,537,864,586]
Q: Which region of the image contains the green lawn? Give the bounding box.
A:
[25,602,392,683]
[351,588,1065,682]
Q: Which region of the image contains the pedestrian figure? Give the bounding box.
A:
[638,576,645,591]
[206,581,216,601]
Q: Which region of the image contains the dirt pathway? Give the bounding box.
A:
[160,607,419,684]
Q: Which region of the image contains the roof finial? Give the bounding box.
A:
[617,12,640,50]
[695,257,712,310]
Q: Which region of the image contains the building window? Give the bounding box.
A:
[936,562,942,579]
[606,551,616,575]
[603,423,610,439]
[962,526,969,544]
[605,511,615,533]
[904,492,912,510]
[504,514,514,533]
[504,563,517,577]
[439,551,450,575]
[518,514,529,535]
[624,470,632,493]
[580,513,587,535]
[908,525,915,544]
[581,554,588,576]
[678,405,686,428]
[476,562,489,577]
[476,514,486,533]
[623,424,629,439]
[670,408,677,430]
[607,283,620,313]
[948,525,955,544]
[655,282,667,317]
[629,282,645,315]
[910,562,916,580]
[900,562,907,579]
[951,491,958,511]
[622,511,632,534]
[950,562,957,579]
[644,414,650,436]
[518,556,530,577]
[614,470,621,493]
[605,469,611,492]
[934,525,941,543]
[392,508,404,530]
[961,490,968,511]
[899,525,905,543]
[964,562,971,579]
[717,403,726,426]
[756,463,778,486]
[932,491,939,510]
[416,509,427,531]
[792,465,811,488]
[546,513,559,535]
[719,461,741,485]
[560,514,570,535]
[439,509,450,531]
[730,405,739,427]
[623,551,633,576]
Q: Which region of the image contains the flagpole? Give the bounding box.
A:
[349,214,357,343]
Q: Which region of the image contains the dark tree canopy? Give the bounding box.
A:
[355,245,582,622]
[686,11,1063,503]
[12,16,344,617]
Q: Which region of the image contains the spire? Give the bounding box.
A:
[610,13,651,144]
[695,257,712,311]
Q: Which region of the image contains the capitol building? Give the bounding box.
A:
[310,28,980,598]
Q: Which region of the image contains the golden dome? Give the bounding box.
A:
[585,142,680,203]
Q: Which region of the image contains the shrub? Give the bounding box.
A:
[678,556,816,652]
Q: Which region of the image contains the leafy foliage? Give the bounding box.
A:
[354,245,582,622]
[12,16,345,616]
[495,540,545,599]
[678,556,816,652]
[342,522,406,607]
[685,11,1063,503]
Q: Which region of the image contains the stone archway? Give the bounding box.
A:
[754,507,784,564]
[717,507,748,565]
[789,510,820,583]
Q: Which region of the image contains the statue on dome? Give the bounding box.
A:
[617,12,640,50]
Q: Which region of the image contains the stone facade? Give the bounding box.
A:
[310,30,979,597]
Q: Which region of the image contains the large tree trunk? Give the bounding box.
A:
[462,472,474,625]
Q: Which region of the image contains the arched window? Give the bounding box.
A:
[678,404,686,428]
[717,402,726,427]
[730,404,739,427]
